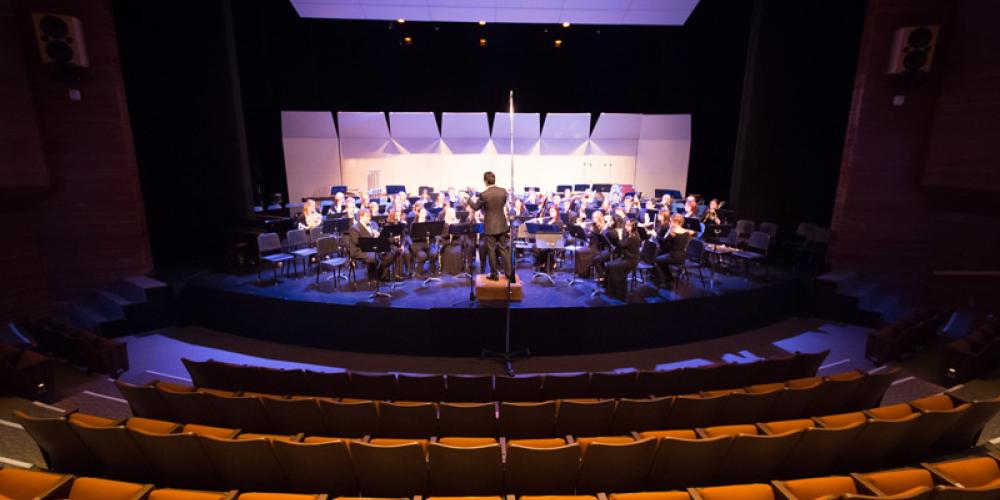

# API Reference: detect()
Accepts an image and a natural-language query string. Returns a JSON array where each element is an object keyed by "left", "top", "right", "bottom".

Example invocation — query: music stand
[
  {"left": 565, "top": 224, "right": 589, "bottom": 286},
  {"left": 380, "top": 224, "right": 407, "bottom": 292},
  {"left": 556, "top": 184, "right": 572, "bottom": 193},
  {"left": 448, "top": 223, "right": 473, "bottom": 280},
  {"left": 386, "top": 185, "right": 406, "bottom": 195},
  {"left": 411, "top": 220, "right": 446, "bottom": 286},
  {"left": 592, "top": 183, "right": 613, "bottom": 193},
  {"left": 357, "top": 237, "right": 391, "bottom": 299}
]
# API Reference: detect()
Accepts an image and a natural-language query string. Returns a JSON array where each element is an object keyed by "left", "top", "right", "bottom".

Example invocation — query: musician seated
[
  {"left": 386, "top": 208, "right": 412, "bottom": 279},
  {"left": 683, "top": 196, "right": 698, "bottom": 218},
  {"left": 348, "top": 208, "right": 398, "bottom": 282},
  {"left": 298, "top": 199, "right": 322, "bottom": 231},
  {"left": 605, "top": 218, "right": 641, "bottom": 300},
  {"left": 531, "top": 205, "right": 564, "bottom": 274},
  {"left": 702, "top": 198, "right": 722, "bottom": 225},
  {"left": 576, "top": 210, "right": 612, "bottom": 279},
  {"left": 654, "top": 213, "right": 693, "bottom": 287},
  {"left": 409, "top": 207, "right": 439, "bottom": 278}
]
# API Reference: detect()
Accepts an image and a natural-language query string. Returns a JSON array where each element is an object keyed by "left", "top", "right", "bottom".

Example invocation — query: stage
[{"left": 177, "top": 260, "right": 807, "bottom": 357}]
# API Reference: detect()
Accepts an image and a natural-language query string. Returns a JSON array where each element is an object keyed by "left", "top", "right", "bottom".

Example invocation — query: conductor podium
[{"left": 474, "top": 274, "right": 523, "bottom": 301}]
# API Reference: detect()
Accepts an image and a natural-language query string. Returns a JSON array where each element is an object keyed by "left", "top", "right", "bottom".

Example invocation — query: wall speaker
[
  {"left": 887, "top": 25, "right": 939, "bottom": 74},
  {"left": 31, "top": 13, "right": 89, "bottom": 67}
]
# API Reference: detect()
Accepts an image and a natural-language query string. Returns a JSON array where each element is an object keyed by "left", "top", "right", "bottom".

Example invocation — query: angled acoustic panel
[
  {"left": 281, "top": 111, "right": 342, "bottom": 201},
  {"left": 591, "top": 113, "right": 642, "bottom": 140},
  {"left": 441, "top": 113, "right": 490, "bottom": 139},
  {"left": 281, "top": 111, "right": 337, "bottom": 139},
  {"left": 541, "top": 113, "right": 591, "bottom": 140},
  {"left": 388, "top": 112, "right": 439, "bottom": 139},
  {"left": 337, "top": 112, "right": 390, "bottom": 139}
]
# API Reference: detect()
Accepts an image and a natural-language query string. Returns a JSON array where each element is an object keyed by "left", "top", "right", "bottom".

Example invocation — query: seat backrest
[
  {"left": 445, "top": 375, "right": 494, "bottom": 403},
  {"left": 589, "top": 372, "right": 641, "bottom": 399},
  {"left": 857, "top": 468, "right": 935, "bottom": 496},
  {"left": 712, "top": 430, "right": 803, "bottom": 485},
  {"left": 933, "top": 395, "right": 1000, "bottom": 454},
  {"left": 270, "top": 439, "right": 358, "bottom": 496},
  {"left": 116, "top": 380, "right": 175, "bottom": 421},
  {"left": 611, "top": 397, "right": 673, "bottom": 435},
  {"left": 494, "top": 375, "right": 544, "bottom": 402},
  {"left": 68, "top": 477, "right": 151, "bottom": 500},
  {"left": 257, "top": 233, "right": 282, "bottom": 255},
  {"left": 889, "top": 403, "right": 970, "bottom": 465},
  {"left": 774, "top": 421, "right": 865, "bottom": 479},
  {"left": 646, "top": 435, "right": 733, "bottom": 490},
  {"left": 428, "top": 443, "right": 503, "bottom": 496},
  {"left": 198, "top": 435, "right": 289, "bottom": 492},
  {"left": 499, "top": 401, "right": 557, "bottom": 439},
  {"left": 69, "top": 420, "right": 156, "bottom": 482},
  {"left": 260, "top": 397, "right": 328, "bottom": 436},
  {"left": 316, "top": 236, "right": 339, "bottom": 258},
  {"left": 555, "top": 399, "right": 616, "bottom": 437},
  {"left": 349, "top": 441, "right": 429, "bottom": 497},
  {"left": 317, "top": 399, "right": 380, "bottom": 438},
  {"left": 438, "top": 402, "right": 498, "bottom": 438},
  {"left": 304, "top": 370, "right": 351, "bottom": 398},
  {"left": 835, "top": 413, "right": 920, "bottom": 472},
  {"left": 379, "top": 402, "right": 438, "bottom": 439},
  {"left": 845, "top": 368, "right": 901, "bottom": 410},
  {"left": 803, "top": 372, "right": 865, "bottom": 416},
  {"left": 746, "top": 231, "right": 770, "bottom": 253},
  {"left": 504, "top": 443, "right": 581, "bottom": 495},
  {"left": 735, "top": 220, "right": 755, "bottom": 235},
  {"left": 349, "top": 372, "right": 398, "bottom": 401},
  {"left": 542, "top": 373, "right": 591, "bottom": 400},
  {"left": 665, "top": 394, "right": 724, "bottom": 429},
  {"left": 759, "top": 222, "right": 779, "bottom": 238},
  {"left": 775, "top": 475, "right": 857, "bottom": 500},
  {"left": 691, "top": 483, "right": 775, "bottom": 500},
  {"left": 206, "top": 393, "right": 272, "bottom": 434},
  {"left": 686, "top": 237, "right": 705, "bottom": 261},
  {"left": 397, "top": 374, "right": 447, "bottom": 402},
  {"left": 577, "top": 438, "right": 658, "bottom": 494},
  {"left": 131, "top": 429, "right": 226, "bottom": 490},
  {"left": 636, "top": 370, "right": 684, "bottom": 398},
  {"left": 14, "top": 411, "right": 101, "bottom": 475},
  {"left": 286, "top": 229, "right": 307, "bottom": 249},
  {"left": 159, "top": 388, "right": 223, "bottom": 427},
  {"left": 0, "top": 467, "right": 70, "bottom": 500},
  {"left": 715, "top": 389, "right": 781, "bottom": 426}
]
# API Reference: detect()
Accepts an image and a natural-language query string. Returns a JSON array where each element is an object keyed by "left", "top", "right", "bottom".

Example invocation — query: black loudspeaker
[
  {"left": 887, "top": 25, "right": 939, "bottom": 74},
  {"left": 31, "top": 13, "right": 89, "bottom": 67}
]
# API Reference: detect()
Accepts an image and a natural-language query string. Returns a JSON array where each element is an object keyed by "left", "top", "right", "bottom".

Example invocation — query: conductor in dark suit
[{"left": 468, "top": 171, "right": 515, "bottom": 282}]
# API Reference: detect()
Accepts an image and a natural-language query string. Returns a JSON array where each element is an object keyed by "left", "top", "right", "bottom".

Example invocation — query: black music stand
[
  {"left": 411, "top": 220, "right": 446, "bottom": 286},
  {"left": 526, "top": 223, "right": 563, "bottom": 285},
  {"left": 381, "top": 224, "right": 406, "bottom": 291},
  {"left": 566, "top": 224, "right": 589, "bottom": 286},
  {"left": 591, "top": 230, "right": 617, "bottom": 298},
  {"left": 448, "top": 223, "right": 474, "bottom": 280},
  {"left": 357, "top": 237, "right": 391, "bottom": 299}
]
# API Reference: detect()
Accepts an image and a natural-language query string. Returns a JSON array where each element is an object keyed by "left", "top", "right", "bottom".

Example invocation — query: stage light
[
  {"left": 403, "top": 36, "right": 413, "bottom": 45},
  {"left": 397, "top": 18, "right": 405, "bottom": 24},
  {"left": 554, "top": 39, "right": 562, "bottom": 48},
  {"left": 479, "top": 38, "right": 487, "bottom": 47},
  {"left": 562, "top": 21, "right": 571, "bottom": 28},
  {"left": 478, "top": 20, "right": 486, "bottom": 26}
]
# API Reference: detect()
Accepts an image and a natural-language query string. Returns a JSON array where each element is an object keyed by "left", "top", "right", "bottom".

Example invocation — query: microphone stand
[{"left": 481, "top": 90, "right": 530, "bottom": 375}]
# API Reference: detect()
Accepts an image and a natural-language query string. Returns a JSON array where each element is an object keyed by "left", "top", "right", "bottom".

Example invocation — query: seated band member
[
  {"left": 298, "top": 199, "right": 322, "bottom": 231},
  {"left": 531, "top": 205, "right": 564, "bottom": 274},
  {"left": 348, "top": 208, "right": 398, "bottom": 281},
  {"left": 683, "top": 196, "right": 698, "bottom": 218},
  {"left": 440, "top": 207, "right": 469, "bottom": 275},
  {"left": 576, "top": 210, "right": 611, "bottom": 278},
  {"left": 386, "top": 207, "right": 412, "bottom": 279},
  {"left": 655, "top": 213, "right": 693, "bottom": 287},
  {"left": 605, "top": 218, "right": 641, "bottom": 300},
  {"left": 409, "top": 207, "right": 439, "bottom": 278},
  {"left": 702, "top": 198, "right": 722, "bottom": 225}
]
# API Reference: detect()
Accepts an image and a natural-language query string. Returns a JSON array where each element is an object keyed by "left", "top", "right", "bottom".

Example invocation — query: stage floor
[{"left": 191, "top": 259, "right": 787, "bottom": 310}]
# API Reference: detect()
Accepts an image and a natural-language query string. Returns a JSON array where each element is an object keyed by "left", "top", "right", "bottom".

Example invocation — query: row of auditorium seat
[
  {"left": 15, "top": 392, "right": 999, "bottom": 496},
  {"left": 115, "top": 368, "right": 899, "bottom": 439},
  {"left": 179, "top": 351, "right": 830, "bottom": 402},
  {"left": 6, "top": 451, "right": 999, "bottom": 500}
]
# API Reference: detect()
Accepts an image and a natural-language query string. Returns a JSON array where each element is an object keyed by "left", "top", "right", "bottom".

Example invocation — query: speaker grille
[{"left": 39, "top": 15, "right": 69, "bottom": 38}]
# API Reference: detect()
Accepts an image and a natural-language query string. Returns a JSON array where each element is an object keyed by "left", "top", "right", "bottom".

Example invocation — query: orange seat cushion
[
  {"left": 68, "top": 412, "right": 117, "bottom": 427},
  {"left": 0, "top": 468, "right": 68, "bottom": 499},
  {"left": 782, "top": 476, "right": 857, "bottom": 499},
  {"left": 338, "top": 398, "right": 374, "bottom": 404},
  {"left": 701, "top": 424, "right": 759, "bottom": 437},
  {"left": 302, "top": 436, "right": 350, "bottom": 444},
  {"left": 507, "top": 438, "right": 568, "bottom": 448},
  {"left": 826, "top": 370, "right": 863, "bottom": 381},
  {"left": 149, "top": 489, "right": 232, "bottom": 500},
  {"left": 638, "top": 430, "right": 698, "bottom": 440},
  {"left": 238, "top": 494, "right": 324, "bottom": 500},
  {"left": 932, "top": 457, "right": 1000, "bottom": 488},
  {"left": 867, "top": 403, "right": 914, "bottom": 420},
  {"left": 815, "top": 412, "right": 866, "bottom": 428},
  {"left": 910, "top": 394, "right": 955, "bottom": 412},
  {"left": 787, "top": 377, "right": 822, "bottom": 388},
  {"left": 862, "top": 468, "right": 934, "bottom": 495},
  {"left": 69, "top": 477, "right": 147, "bottom": 500},
  {"left": 196, "top": 388, "right": 237, "bottom": 397},
  {"left": 126, "top": 417, "right": 178, "bottom": 434},
  {"left": 609, "top": 492, "right": 690, "bottom": 500},
  {"left": 156, "top": 381, "right": 195, "bottom": 393},
  {"left": 702, "top": 388, "right": 746, "bottom": 397},
  {"left": 237, "top": 433, "right": 298, "bottom": 442},
  {"left": 182, "top": 424, "right": 238, "bottom": 438},
  {"left": 747, "top": 383, "right": 785, "bottom": 394},
  {"left": 575, "top": 436, "right": 634, "bottom": 455},
  {"left": 760, "top": 419, "right": 814, "bottom": 434},
  {"left": 520, "top": 496, "right": 598, "bottom": 500},
  {"left": 694, "top": 484, "right": 774, "bottom": 500},
  {"left": 438, "top": 437, "right": 498, "bottom": 447}
]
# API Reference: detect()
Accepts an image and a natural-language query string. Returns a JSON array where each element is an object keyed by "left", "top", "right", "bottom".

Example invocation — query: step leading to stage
[{"left": 475, "top": 274, "right": 523, "bottom": 302}]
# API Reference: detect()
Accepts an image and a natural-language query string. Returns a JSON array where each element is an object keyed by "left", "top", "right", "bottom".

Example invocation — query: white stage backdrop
[{"left": 281, "top": 111, "right": 690, "bottom": 201}]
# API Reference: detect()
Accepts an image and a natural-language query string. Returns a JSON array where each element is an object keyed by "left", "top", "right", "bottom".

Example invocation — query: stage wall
[{"left": 282, "top": 111, "right": 690, "bottom": 200}]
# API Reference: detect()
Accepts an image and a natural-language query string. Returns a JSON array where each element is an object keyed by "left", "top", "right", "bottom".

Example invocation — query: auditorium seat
[
  {"left": 131, "top": 429, "right": 227, "bottom": 490},
  {"left": 576, "top": 438, "right": 657, "bottom": 494},
  {"left": 69, "top": 418, "right": 157, "bottom": 482},
  {"left": 845, "top": 368, "right": 901, "bottom": 410},
  {"left": 913, "top": 393, "right": 1000, "bottom": 454},
  {"left": 317, "top": 399, "right": 380, "bottom": 438},
  {"left": 506, "top": 437, "right": 567, "bottom": 448},
  {"left": 924, "top": 454, "right": 1000, "bottom": 494},
  {"left": 504, "top": 442, "right": 580, "bottom": 495},
  {"left": 611, "top": 397, "right": 672, "bottom": 434},
  {"left": 159, "top": 384, "right": 225, "bottom": 427},
  {"left": 638, "top": 429, "right": 697, "bottom": 440},
  {"left": 67, "top": 477, "right": 153, "bottom": 500},
  {"left": 348, "top": 372, "right": 398, "bottom": 401},
  {"left": 609, "top": 492, "right": 691, "bottom": 500},
  {"left": 645, "top": 434, "right": 732, "bottom": 490},
  {"left": 802, "top": 370, "right": 864, "bottom": 416},
  {"left": 182, "top": 358, "right": 233, "bottom": 392},
  {"left": 236, "top": 494, "right": 325, "bottom": 500},
  {"left": 398, "top": 374, "right": 447, "bottom": 402},
  {"left": 148, "top": 488, "right": 237, "bottom": 500},
  {"left": 785, "top": 350, "right": 830, "bottom": 379},
  {"left": 758, "top": 418, "right": 814, "bottom": 434},
  {"left": 199, "top": 435, "right": 290, "bottom": 492},
  {"left": 236, "top": 433, "right": 300, "bottom": 442},
  {"left": 851, "top": 468, "right": 935, "bottom": 498},
  {"left": 304, "top": 370, "right": 351, "bottom": 398},
  {"left": 181, "top": 423, "right": 240, "bottom": 438},
  {"left": 678, "top": 365, "right": 725, "bottom": 394},
  {"left": 254, "top": 367, "right": 312, "bottom": 397},
  {"left": 14, "top": 410, "right": 101, "bottom": 475},
  {"left": 709, "top": 363, "right": 759, "bottom": 393},
  {"left": 713, "top": 430, "right": 802, "bottom": 485},
  {"left": 125, "top": 416, "right": 181, "bottom": 434},
  {"left": 0, "top": 466, "right": 71, "bottom": 499},
  {"left": 828, "top": 413, "right": 919, "bottom": 472},
  {"left": 521, "top": 496, "right": 595, "bottom": 500},
  {"left": 270, "top": 438, "right": 358, "bottom": 496},
  {"left": 494, "top": 375, "right": 544, "bottom": 402},
  {"left": 499, "top": 401, "right": 557, "bottom": 439},
  {"left": 887, "top": 402, "right": 970, "bottom": 465},
  {"left": 379, "top": 401, "right": 438, "bottom": 438},
  {"left": 715, "top": 388, "right": 781, "bottom": 425},
  {"left": 206, "top": 392, "right": 273, "bottom": 434},
  {"left": 427, "top": 442, "right": 503, "bottom": 496},
  {"left": 116, "top": 379, "right": 175, "bottom": 420},
  {"left": 445, "top": 374, "right": 494, "bottom": 403},
  {"left": 688, "top": 483, "right": 774, "bottom": 500},
  {"left": 864, "top": 403, "right": 914, "bottom": 420},
  {"left": 575, "top": 435, "right": 635, "bottom": 455},
  {"left": 260, "top": 397, "right": 328, "bottom": 436},
  {"left": 438, "top": 402, "right": 497, "bottom": 437},
  {"left": 697, "top": 424, "right": 758, "bottom": 438},
  {"left": 542, "top": 373, "right": 591, "bottom": 400},
  {"left": 785, "top": 423, "right": 867, "bottom": 480},
  {"left": 666, "top": 394, "right": 724, "bottom": 428},
  {"left": 437, "top": 437, "right": 497, "bottom": 447},
  {"left": 555, "top": 399, "right": 616, "bottom": 437},
  {"left": 367, "top": 438, "right": 429, "bottom": 451},
  {"left": 349, "top": 441, "right": 429, "bottom": 497},
  {"left": 637, "top": 369, "right": 684, "bottom": 398},
  {"left": 589, "top": 371, "right": 641, "bottom": 399},
  {"left": 771, "top": 475, "right": 858, "bottom": 499},
  {"left": 750, "top": 354, "right": 794, "bottom": 385}
]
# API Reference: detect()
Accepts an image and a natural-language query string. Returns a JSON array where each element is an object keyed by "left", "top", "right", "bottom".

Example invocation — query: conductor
[{"left": 468, "top": 171, "right": 516, "bottom": 283}]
